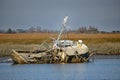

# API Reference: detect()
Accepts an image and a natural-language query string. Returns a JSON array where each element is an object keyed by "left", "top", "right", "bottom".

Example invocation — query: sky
[{"left": 0, "top": 0, "right": 120, "bottom": 31}]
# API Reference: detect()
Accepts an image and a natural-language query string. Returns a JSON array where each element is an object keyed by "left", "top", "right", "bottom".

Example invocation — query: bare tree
[
  {"left": 28, "top": 27, "right": 35, "bottom": 33},
  {"left": 36, "top": 26, "right": 41, "bottom": 33}
]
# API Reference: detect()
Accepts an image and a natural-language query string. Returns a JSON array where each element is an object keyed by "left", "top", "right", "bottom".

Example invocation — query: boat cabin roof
[{"left": 53, "top": 40, "right": 76, "bottom": 47}]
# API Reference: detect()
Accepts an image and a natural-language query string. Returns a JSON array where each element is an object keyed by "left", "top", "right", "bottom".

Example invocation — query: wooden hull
[
  {"left": 11, "top": 49, "right": 93, "bottom": 64},
  {"left": 11, "top": 50, "right": 27, "bottom": 64}
]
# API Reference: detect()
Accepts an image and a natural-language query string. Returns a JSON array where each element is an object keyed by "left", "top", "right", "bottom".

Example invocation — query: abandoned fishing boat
[{"left": 11, "top": 16, "right": 94, "bottom": 64}]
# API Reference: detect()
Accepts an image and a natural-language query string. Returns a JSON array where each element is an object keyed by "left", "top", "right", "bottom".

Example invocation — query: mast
[
  {"left": 56, "top": 16, "right": 68, "bottom": 41},
  {"left": 53, "top": 16, "right": 69, "bottom": 48}
]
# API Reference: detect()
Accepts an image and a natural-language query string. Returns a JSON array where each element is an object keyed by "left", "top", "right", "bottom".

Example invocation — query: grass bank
[{"left": 0, "top": 33, "right": 120, "bottom": 57}]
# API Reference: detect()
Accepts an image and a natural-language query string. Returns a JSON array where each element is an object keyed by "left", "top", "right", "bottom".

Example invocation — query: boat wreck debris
[{"left": 11, "top": 16, "right": 94, "bottom": 64}]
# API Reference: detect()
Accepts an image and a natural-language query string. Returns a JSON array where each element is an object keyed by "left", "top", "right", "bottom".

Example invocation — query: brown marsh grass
[
  {"left": 0, "top": 33, "right": 120, "bottom": 44},
  {"left": 0, "top": 33, "right": 120, "bottom": 57}
]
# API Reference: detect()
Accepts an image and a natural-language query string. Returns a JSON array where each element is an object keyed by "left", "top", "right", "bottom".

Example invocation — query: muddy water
[{"left": 0, "top": 56, "right": 120, "bottom": 80}]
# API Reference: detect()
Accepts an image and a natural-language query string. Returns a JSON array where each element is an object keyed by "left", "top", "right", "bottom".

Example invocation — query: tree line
[
  {"left": 0, "top": 26, "right": 120, "bottom": 34},
  {"left": 0, "top": 27, "right": 55, "bottom": 33}
]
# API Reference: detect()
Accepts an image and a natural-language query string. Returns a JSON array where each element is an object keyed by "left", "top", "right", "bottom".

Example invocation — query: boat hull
[
  {"left": 11, "top": 49, "right": 93, "bottom": 64},
  {"left": 11, "top": 50, "right": 27, "bottom": 64}
]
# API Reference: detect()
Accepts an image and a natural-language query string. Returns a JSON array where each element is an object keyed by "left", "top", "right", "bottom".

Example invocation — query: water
[{"left": 0, "top": 57, "right": 120, "bottom": 80}]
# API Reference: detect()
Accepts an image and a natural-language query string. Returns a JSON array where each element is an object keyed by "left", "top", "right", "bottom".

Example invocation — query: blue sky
[{"left": 0, "top": 0, "right": 120, "bottom": 31}]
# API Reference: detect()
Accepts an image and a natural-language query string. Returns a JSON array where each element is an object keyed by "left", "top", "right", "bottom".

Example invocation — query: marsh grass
[
  {"left": 0, "top": 33, "right": 120, "bottom": 57},
  {"left": 88, "top": 42, "right": 120, "bottom": 55},
  {"left": 0, "top": 44, "right": 43, "bottom": 57}
]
